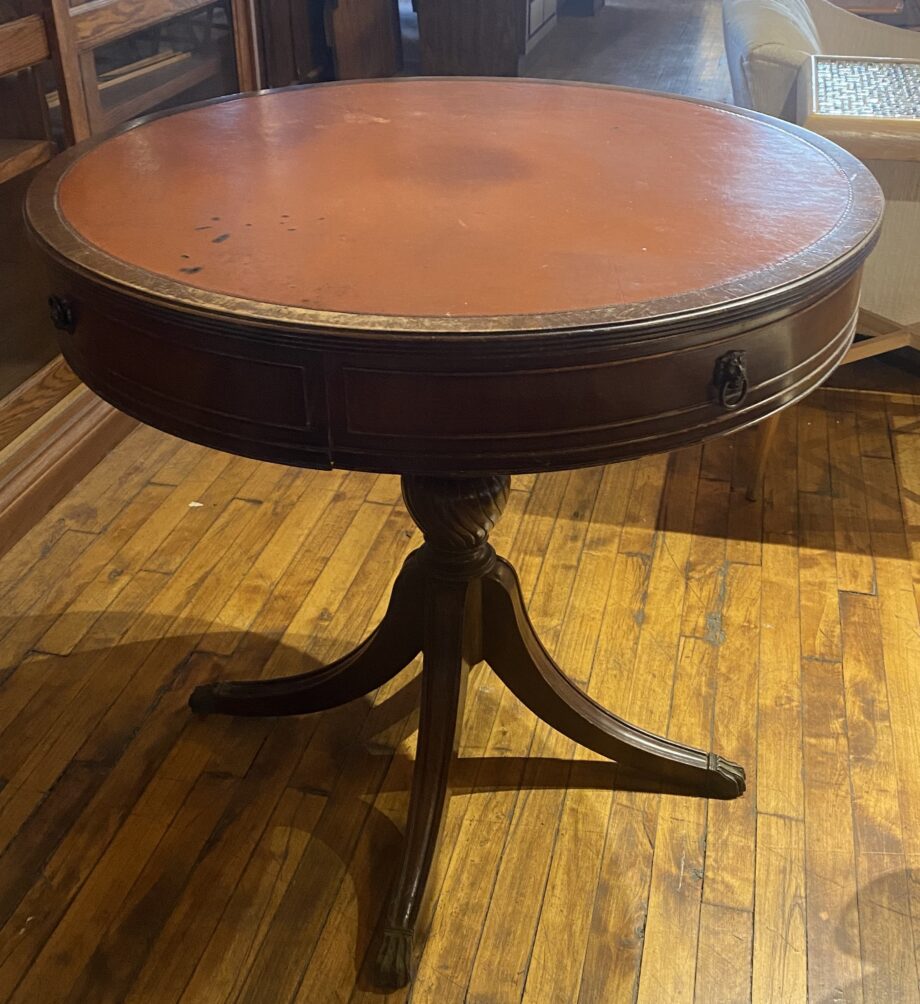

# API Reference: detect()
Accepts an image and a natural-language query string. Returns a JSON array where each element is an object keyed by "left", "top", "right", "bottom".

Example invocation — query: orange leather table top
[{"left": 51, "top": 79, "right": 877, "bottom": 328}]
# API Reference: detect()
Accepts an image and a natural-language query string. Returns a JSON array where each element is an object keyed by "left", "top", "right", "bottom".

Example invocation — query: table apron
[{"left": 45, "top": 266, "right": 862, "bottom": 475}]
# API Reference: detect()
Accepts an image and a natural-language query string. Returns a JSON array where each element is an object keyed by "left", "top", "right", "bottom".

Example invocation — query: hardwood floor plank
[
  {"left": 797, "top": 390, "right": 833, "bottom": 496},
  {"left": 366, "top": 474, "right": 403, "bottom": 506},
  {"left": 700, "top": 562, "right": 759, "bottom": 914},
  {"left": 124, "top": 722, "right": 310, "bottom": 1004},
  {"left": 694, "top": 902, "right": 754, "bottom": 1004},
  {"left": 757, "top": 533, "right": 804, "bottom": 820},
  {"left": 756, "top": 412, "right": 813, "bottom": 809},
  {"left": 802, "top": 658, "right": 863, "bottom": 1003},
  {"left": 465, "top": 467, "right": 605, "bottom": 1004},
  {"left": 45, "top": 773, "right": 237, "bottom": 1004},
  {"left": 752, "top": 813, "right": 808, "bottom": 1003},
  {"left": 579, "top": 447, "right": 702, "bottom": 1003},
  {"left": 855, "top": 393, "right": 894, "bottom": 461},
  {"left": 840, "top": 591, "right": 920, "bottom": 1002},
  {"left": 205, "top": 470, "right": 370, "bottom": 668},
  {"left": 828, "top": 392, "right": 876, "bottom": 595},
  {"left": 798, "top": 493, "right": 842, "bottom": 664},
  {"left": 140, "top": 455, "right": 270, "bottom": 575},
  {"left": 726, "top": 426, "right": 763, "bottom": 566},
  {"left": 864, "top": 430, "right": 920, "bottom": 864},
  {"left": 890, "top": 414, "right": 920, "bottom": 615},
  {"left": 0, "top": 773, "right": 192, "bottom": 1002},
  {"left": 637, "top": 472, "right": 731, "bottom": 1003},
  {"left": 521, "top": 776, "right": 609, "bottom": 1004},
  {"left": 0, "top": 530, "right": 97, "bottom": 662},
  {"left": 520, "top": 475, "right": 640, "bottom": 1004},
  {"left": 0, "top": 483, "right": 171, "bottom": 669},
  {"left": 177, "top": 787, "right": 323, "bottom": 1004},
  {"left": 637, "top": 639, "right": 714, "bottom": 1004},
  {"left": 0, "top": 760, "right": 104, "bottom": 931},
  {"left": 35, "top": 450, "right": 248, "bottom": 657},
  {"left": 761, "top": 407, "right": 799, "bottom": 541},
  {"left": 56, "top": 425, "right": 183, "bottom": 536}
]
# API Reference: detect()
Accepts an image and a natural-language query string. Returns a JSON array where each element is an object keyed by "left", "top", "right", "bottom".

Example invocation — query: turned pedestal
[{"left": 189, "top": 474, "right": 745, "bottom": 987}]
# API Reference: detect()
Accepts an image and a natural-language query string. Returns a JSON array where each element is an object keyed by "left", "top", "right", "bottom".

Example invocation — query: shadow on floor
[{"left": 0, "top": 620, "right": 726, "bottom": 1000}]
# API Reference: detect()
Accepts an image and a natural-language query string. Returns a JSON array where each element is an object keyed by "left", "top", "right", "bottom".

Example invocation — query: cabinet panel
[{"left": 416, "top": 0, "right": 523, "bottom": 75}]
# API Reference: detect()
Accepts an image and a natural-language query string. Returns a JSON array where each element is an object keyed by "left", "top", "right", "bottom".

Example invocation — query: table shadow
[
  {"left": 513, "top": 394, "right": 918, "bottom": 561},
  {"left": 824, "top": 864, "right": 920, "bottom": 1004},
  {"left": 0, "top": 618, "right": 716, "bottom": 1000}
]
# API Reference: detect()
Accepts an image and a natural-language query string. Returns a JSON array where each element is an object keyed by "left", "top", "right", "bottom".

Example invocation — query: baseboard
[
  {"left": 0, "top": 380, "right": 136, "bottom": 558},
  {"left": 0, "top": 355, "right": 81, "bottom": 451}
]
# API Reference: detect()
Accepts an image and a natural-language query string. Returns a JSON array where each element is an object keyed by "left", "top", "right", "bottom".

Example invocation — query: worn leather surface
[{"left": 58, "top": 79, "right": 858, "bottom": 319}]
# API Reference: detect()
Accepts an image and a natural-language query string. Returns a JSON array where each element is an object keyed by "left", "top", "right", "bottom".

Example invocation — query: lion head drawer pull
[
  {"left": 714, "top": 350, "right": 748, "bottom": 410},
  {"left": 48, "top": 295, "right": 76, "bottom": 334}
]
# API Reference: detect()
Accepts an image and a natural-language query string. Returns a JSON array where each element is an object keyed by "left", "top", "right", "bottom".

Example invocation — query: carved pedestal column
[{"left": 190, "top": 473, "right": 745, "bottom": 989}]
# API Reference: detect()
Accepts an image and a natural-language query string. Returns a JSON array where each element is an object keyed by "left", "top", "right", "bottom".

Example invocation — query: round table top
[{"left": 30, "top": 78, "right": 882, "bottom": 335}]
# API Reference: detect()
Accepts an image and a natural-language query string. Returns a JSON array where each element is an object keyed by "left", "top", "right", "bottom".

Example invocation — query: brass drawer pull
[
  {"left": 714, "top": 350, "right": 748, "bottom": 410},
  {"left": 48, "top": 295, "right": 76, "bottom": 334}
]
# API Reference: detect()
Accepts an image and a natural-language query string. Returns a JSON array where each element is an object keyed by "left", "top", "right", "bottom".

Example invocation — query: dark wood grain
[
  {"left": 327, "top": 0, "right": 402, "bottom": 79},
  {"left": 255, "top": 0, "right": 331, "bottom": 87},
  {"left": 190, "top": 553, "right": 425, "bottom": 716},
  {"left": 415, "top": 0, "right": 523, "bottom": 75},
  {"left": 375, "top": 576, "right": 473, "bottom": 988}
]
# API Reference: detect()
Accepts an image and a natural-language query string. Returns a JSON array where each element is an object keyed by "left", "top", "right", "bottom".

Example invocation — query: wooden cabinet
[
  {"left": 256, "top": 0, "right": 402, "bottom": 87},
  {"left": 327, "top": 0, "right": 402, "bottom": 78},
  {"left": 256, "top": 0, "right": 331, "bottom": 86},
  {"left": 416, "top": 0, "right": 556, "bottom": 75}
]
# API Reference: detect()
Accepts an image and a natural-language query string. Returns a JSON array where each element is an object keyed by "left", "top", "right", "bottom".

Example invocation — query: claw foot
[
  {"left": 188, "top": 683, "right": 217, "bottom": 715},
  {"left": 374, "top": 926, "right": 415, "bottom": 989},
  {"left": 706, "top": 754, "right": 746, "bottom": 799}
]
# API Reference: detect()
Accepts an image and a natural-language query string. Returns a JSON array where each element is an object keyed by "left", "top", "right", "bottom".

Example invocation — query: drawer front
[
  {"left": 325, "top": 275, "right": 860, "bottom": 474},
  {"left": 48, "top": 269, "right": 332, "bottom": 469}
]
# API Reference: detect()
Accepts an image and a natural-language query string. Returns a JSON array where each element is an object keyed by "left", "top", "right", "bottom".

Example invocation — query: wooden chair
[
  {"left": 0, "top": 8, "right": 55, "bottom": 186},
  {"left": 45, "top": 0, "right": 262, "bottom": 144}
]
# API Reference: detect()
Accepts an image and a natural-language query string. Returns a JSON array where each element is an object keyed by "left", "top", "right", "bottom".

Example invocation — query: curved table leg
[
  {"left": 481, "top": 558, "right": 745, "bottom": 800},
  {"left": 374, "top": 578, "right": 475, "bottom": 989},
  {"left": 189, "top": 555, "right": 426, "bottom": 717}
]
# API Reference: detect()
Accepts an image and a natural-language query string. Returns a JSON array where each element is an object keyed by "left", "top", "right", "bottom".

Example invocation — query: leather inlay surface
[{"left": 56, "top": 80, "right": 861, "bottom": 320}]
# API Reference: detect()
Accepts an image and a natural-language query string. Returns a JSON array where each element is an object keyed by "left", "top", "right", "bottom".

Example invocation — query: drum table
[{"left": 26, "top": 79, "right": 883, "bottom": 988}]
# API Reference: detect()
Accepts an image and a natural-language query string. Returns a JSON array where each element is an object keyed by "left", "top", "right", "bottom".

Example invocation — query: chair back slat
[{"left": 0, "top": 14, "right": 50, "bottom": 77}]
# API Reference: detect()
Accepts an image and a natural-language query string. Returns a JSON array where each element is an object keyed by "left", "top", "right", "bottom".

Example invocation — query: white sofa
[{"left": 722, "top": 0, "right": 920, "bottom": 331}]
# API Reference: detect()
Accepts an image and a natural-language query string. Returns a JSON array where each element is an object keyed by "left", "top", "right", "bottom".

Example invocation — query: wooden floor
[
  {"left": 523, "top": 0, "right": 731, "bottom": 102},
  {"left": 0, "top": 386, "right": 916, "bottom": 1003},
  {"left": 2, "top": 3, "right": 919, "bottom": 1001}
]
